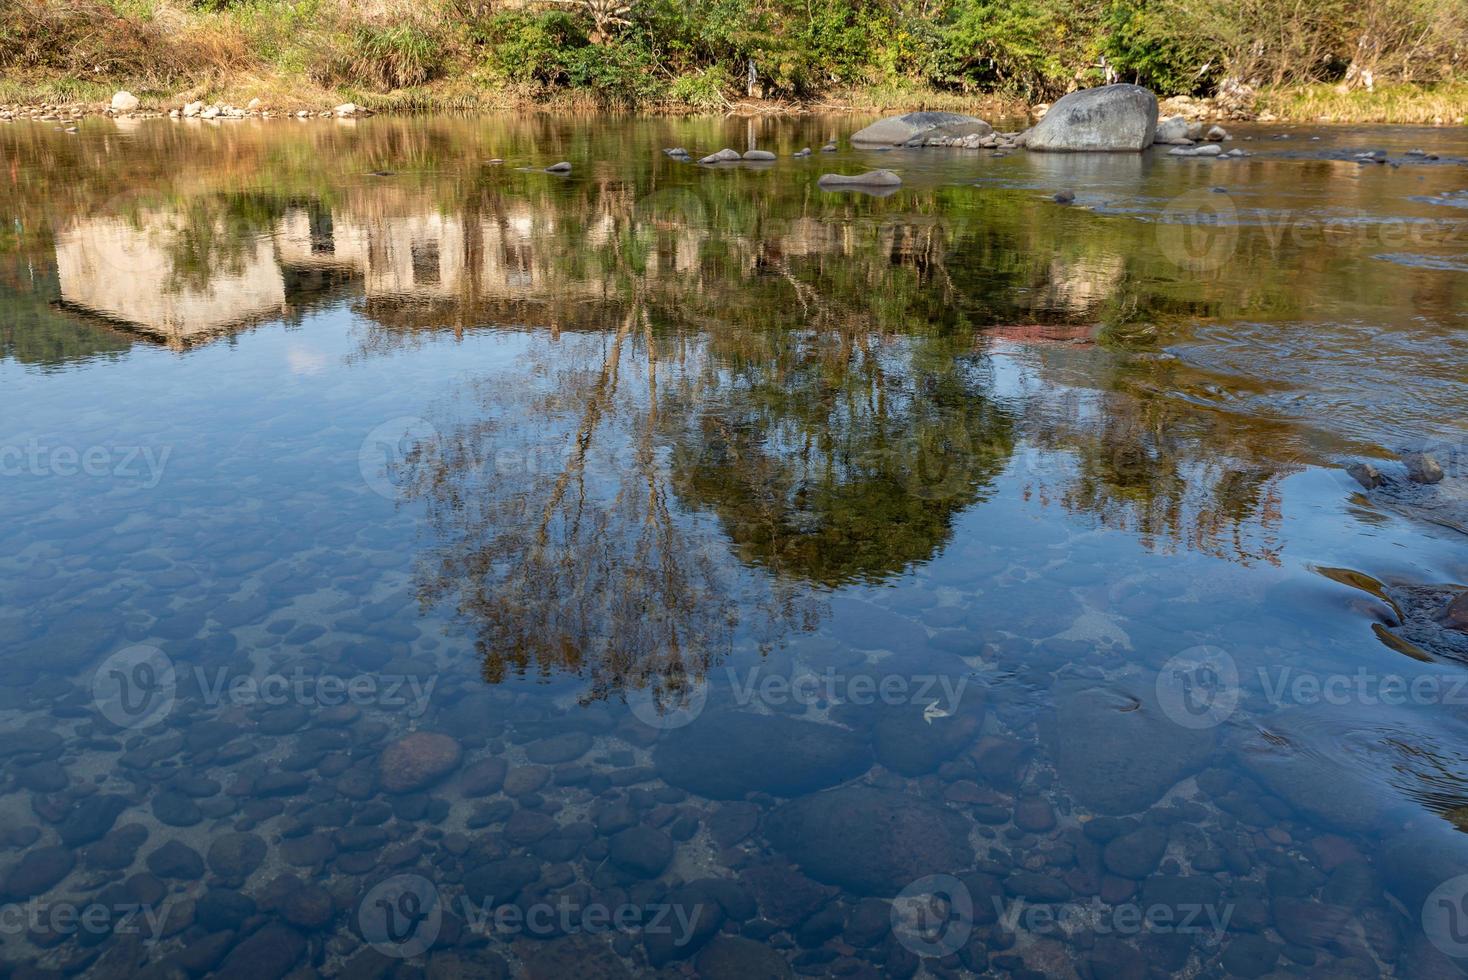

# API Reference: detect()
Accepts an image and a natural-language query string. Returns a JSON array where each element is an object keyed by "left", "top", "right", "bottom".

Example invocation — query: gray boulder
[
  {"left": 851, "top": 111, "right": 992, "bottom": 146},
  {"left": 817, "top": 170, "right": 902, "bottom": 189},
  {"left": 1046, "top": 678, "right": 1214, "bottom": 814},
  {"left": 765, "top": 784, "right": 973, "bottom": 894},
  {"left": 699, "top": 148, "right": 742, "bottom": 164},
  {"left": 1155, "top": 115, "right": 1189, "bottom": 143},
  {"left": 1169, "top": 144, "right": 1223, "bottom": 157},
  {"left": 742, "top": 149, "right": 776, "bottom": 161},
  {"left": 1022, "top": 84, "right": 1158, "bottom": 152}
]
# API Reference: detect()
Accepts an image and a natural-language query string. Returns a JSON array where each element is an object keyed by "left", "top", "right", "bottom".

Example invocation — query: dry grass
[{"left": 1261, "top": 82, "right": 1468, "bottom": 125}]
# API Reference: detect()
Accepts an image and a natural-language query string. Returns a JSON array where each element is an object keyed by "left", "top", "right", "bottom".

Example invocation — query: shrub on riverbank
[{"left": 2, "top": 0, "right": 1465, "bottom": 118}]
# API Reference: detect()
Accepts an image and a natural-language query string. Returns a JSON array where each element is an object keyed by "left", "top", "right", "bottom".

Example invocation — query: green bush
[
  {"left": 929, "top": 0, "right": 1075, "bottom": 99},
  {"left": 481, "top": 10, "right": 587, "bottom": 86},
  {"left": 668, "top": 65, "right": 733, "bottom": 108},
  {"left": 1100, "top": 1, "right": 1219, "bottom": 94}
]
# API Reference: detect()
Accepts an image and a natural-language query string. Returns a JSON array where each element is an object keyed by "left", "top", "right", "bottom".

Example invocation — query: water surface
[{"left": 1, "top": 114, "right": 1467, "bottom": 978}]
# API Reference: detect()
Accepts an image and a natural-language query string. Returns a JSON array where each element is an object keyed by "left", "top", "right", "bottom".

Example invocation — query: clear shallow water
[{"left": 0, "top": 114, "right": 1467, "bottom": 978}]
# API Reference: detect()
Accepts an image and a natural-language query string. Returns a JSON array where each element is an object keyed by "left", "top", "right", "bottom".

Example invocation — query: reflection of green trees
[{"left": 12, "top": 116, "right": 1459, "bottom": 672}]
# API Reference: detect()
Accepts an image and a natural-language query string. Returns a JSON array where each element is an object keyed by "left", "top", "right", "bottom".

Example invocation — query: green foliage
[
  {"left": 1100, "top": 0, "right": 1219, "bottom": 94},
  {"left": 11, "top": 0, "right": 1468, "bottom": 105},
  {"left": 929, "top": 0, "right": 1075, "bottom": 99},
  {"left": 339, "top": 22, "right": 445, "bottom": 90},
  {"left": 668, "top": 66, "right": 733, "bottom": 108},
  {"left": 481, "top": 11, "right": 663, "bottom": 104}
]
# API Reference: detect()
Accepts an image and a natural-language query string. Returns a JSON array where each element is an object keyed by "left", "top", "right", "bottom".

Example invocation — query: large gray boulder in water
[
  {"left": 851, "top": 111, "right": 992, "bottom": 146},
  {"left": 1021, "top": 84, "right": 1158, "bottom": 152}
]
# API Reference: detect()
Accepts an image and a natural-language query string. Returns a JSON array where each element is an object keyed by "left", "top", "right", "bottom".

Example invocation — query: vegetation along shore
[{"left": 2, "top": 0, "right": 1466, "bottom": 124}]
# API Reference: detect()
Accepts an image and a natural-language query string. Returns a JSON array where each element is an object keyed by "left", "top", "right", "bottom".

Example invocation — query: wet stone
[
  {"left": 503, "top": 765, "right": 551, "bottom": 796},
  {"left": 522, "top": 933, "right": 630, "bottom": 979},
  {"left": 58, "top": 794, "right": 130, "bottom": 846},
  {"left": 207, "top": 832, "right": 267, "bottom": 882},
  {"left": 151, "top": 790, "right": 203, "bottom": 827},
  {"left": 460, "top": 757, "right": 507, "bottom": 796},
  {"left": 378, "top": 731, "right": 462, "bottom": 794},
  {"left": 197, "top": 888, "right": 258, "bottom": 930},
  {"left": 84, "top": 823, "right": 149, "bottom": 869},
  {"left": 146, "top": 840, "right": 205, "bottom": 879},
  {"left": 212, "top": 923, "right": 305, "bottom": 980},
  {"left": 1103, "top": 826, "right": 1167, "bottom": 879},
  {"left": 608, "top": 825, "right": 674, "bottom": 878},
  {"left": 524, "top": 731, "right": 593, "bottom": 764},
  {"left": 696, "top": 935, "right": 794, "bottom": 978},
  {"left": 654, "top": 711, "right": 872, "bottom": 800},
  {"left": 765, "top": 784, "right": 972, "bottom": 895},
  {"left": 0, "top": 846, "right": 75, "bottom": 899},
  {"left": 1049, "top": 680, "right": 1214, "bottom": 815}
]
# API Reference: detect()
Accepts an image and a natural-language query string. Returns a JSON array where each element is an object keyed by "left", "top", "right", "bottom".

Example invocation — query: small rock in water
[
  {"left": 1155, "top": 115, "right": 1189, "bottom": 144},
  {"left": 794, "top": 147, "right": 811, "bottom": 157},
  {"left": 743, "top": 149, "right": 777, "bottom": 161},
  {"left": 1346, "top": 462, "right": 1383, "bottom": 489},
  {"left": 699, "top": 148, "right": 742, "bottom": 164},
  {"left": 486, "top": 158, "right": 503, "bottom": 165},
  {"left": 378, "top": 731, "right": 462, "bottom": 792},
  {"left": 1053, "top": 189, "right": 1075, "bottom": 204},
  {"left": 544, "top": 161, "right": 572, "bottom": 174},
  {"left": 1169, "top": 144, "right": 1223, "bottom": 157},
  {"left": 1443, "top": 592, "right": 1468, "bottom": 631},
  {"left": 1403, "top": 452, "right": 1444, "bottom": 484},
  {"left": 1206, "top": 125, "right": 1229, "bottom": 141},
  {"left": 662, "top": 147, "right": 686, "bottom": 156},
  {"left": 111, "top": 91, "right": 140, "bottom": 113},
  {"left": 333, "top": 102, "right": 360, "bottom": 117},
  {"left": 821, "top": 142, "right": 837, "bottom": 152},
  {"left": 817, "top": 170, "right": 902, "bottom": 188}
]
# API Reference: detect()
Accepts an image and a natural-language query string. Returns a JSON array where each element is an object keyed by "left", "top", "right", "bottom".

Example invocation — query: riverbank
[{"left": 2, "top": 76, "right": 1465, "bottom": 126}]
